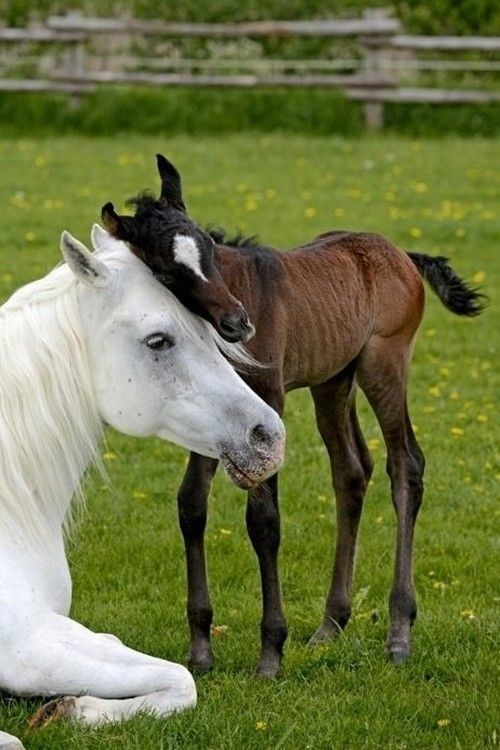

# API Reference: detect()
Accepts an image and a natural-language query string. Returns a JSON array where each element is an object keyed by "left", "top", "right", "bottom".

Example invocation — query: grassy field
[{"left": 0, "top": 134, "right": 498, "bottom": 749}]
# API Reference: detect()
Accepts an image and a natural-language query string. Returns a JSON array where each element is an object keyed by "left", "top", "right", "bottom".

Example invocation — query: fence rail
[{"left": 1, "top": 9, "right": 499, "bottom": 128}]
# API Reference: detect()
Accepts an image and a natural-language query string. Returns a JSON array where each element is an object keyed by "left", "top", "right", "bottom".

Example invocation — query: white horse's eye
[{"left": 145, "top": 333, "right": 174, "bottom": 351}]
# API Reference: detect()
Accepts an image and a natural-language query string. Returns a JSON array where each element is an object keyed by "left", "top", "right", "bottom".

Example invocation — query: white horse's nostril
[{"left": 250, "top": 423, "right": 272, "bottom": 446}]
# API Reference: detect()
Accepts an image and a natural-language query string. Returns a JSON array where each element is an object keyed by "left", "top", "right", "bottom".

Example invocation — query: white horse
[{"left": 0, "top": 226, "right": 285, "bottom": 745}]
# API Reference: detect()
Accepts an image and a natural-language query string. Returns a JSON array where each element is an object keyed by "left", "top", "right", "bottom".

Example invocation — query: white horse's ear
[
  {"left": 61, "top": 231, "right": 110, "bottom": 288},
  {"left": 90, "top": 223, "right": 111, "bottom": 251}
]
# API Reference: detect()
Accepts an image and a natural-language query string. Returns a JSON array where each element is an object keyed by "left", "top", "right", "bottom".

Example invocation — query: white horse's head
[{"left": 60, "top": 226, "right": 285, "bottom": 488}]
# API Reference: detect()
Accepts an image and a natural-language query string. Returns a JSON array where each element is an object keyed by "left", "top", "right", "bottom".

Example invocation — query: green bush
[{"left": 1, "top": 88, "right": 499, "bottom": 137}]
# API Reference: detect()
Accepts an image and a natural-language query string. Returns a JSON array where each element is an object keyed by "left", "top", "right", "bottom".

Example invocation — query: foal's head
[{"left": 102, "top": 154, "right": 254, "bottom": 343}]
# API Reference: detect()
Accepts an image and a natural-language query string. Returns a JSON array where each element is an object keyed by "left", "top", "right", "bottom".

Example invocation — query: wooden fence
[{"left": 0, "top": 9, "right": 499, "bottom": 128}]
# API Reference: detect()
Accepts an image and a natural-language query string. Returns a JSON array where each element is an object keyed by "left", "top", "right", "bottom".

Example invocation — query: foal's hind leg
[
  {"left": 357, "top": 335, "right": 425, "bottom": 663},
  {"left": 177, "top": 453, "right": 219, "bottom": 672},
  {"left": 308, "top": 368, "right": 373, "bottom": 644}
]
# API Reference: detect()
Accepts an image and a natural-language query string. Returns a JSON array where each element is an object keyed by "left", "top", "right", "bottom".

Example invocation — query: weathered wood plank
[
  {"left": 0, "top": 27, "right": 87, "bottom": 42},
  {"left": 52, "top": 71, "right": 395, "bottom": 88},
  {"left": 47, "top": 15, "right": 401, "bottom": 37},
  {"left": 116, "top": 57, "right": 361, "bottom": 72},
  {"left": 348, "top": 87, "right": 500, "bottom": 103},
  {"left": 0, "top": 78, "right": 94, "bottom": 93},
  {"left": 364, "top": 34, "right": 500, "bottom": 51}
]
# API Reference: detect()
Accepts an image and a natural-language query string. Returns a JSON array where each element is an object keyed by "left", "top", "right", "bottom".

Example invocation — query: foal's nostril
[
  {"left": 250, "top": 423, "right": 272, "bottom": 447},
  {"left": 219, "top": 315, "right": 240, "bottom": 336},
  {"left": 219, "top": 310, "right": 252, "bottom": 342}
]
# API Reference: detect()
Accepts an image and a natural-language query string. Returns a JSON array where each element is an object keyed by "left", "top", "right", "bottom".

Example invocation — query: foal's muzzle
[{"left": 218, "top": 306, "right": 255, "bottom": 343}]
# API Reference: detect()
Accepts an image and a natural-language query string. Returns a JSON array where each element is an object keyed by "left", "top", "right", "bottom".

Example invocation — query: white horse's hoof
[{"left": 0, "top": 731, "right": 25, "bottom": 750}]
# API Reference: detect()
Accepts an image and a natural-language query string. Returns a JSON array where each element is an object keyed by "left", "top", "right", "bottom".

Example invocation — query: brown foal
[{"left": 103, "top": 155, "right": 483, "bottom": 678}]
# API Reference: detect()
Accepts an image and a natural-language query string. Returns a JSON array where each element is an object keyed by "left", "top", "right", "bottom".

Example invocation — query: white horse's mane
[
  {"left": 0, "top": 241, "right": 256, "bottom": 542},
  {"left": 0, "top": 263, "right": 103, "bottom": 541}
]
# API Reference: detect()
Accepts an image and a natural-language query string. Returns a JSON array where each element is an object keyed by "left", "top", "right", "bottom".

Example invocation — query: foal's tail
[{"left": 407, "top": 252, "right": 486, "bottom": 317}]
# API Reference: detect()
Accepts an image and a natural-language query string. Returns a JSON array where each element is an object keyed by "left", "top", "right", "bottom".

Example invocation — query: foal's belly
[{"left": 283, "top": 321, "right": 371, "bottom": 391}]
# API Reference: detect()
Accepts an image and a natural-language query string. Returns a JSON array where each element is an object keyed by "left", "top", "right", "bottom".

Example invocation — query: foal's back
[{"left": 231, "top": 229, "right": 425, "bottom": 389}]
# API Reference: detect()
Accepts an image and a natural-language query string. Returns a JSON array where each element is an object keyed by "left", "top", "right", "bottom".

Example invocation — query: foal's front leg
[
  {"left": 246, "top": 473, "right": 287, "bottom": 678},
  {"left": 244, "top": 383, "right": 286, "bottom": 678},
  {"left": 177, "top": 452, "right": 218, "bottom": 672}
]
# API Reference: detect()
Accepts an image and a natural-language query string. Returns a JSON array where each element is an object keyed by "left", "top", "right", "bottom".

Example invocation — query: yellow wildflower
[
  {"left": 211, "top": 625, "right": 228, "bottom": 637},
  {"left": 451, "top": 427, "right": 464, "bottom": 437},
  {"left": 304, "top": 207, "right": 317, "bottom": 218},
  {"left": 409, "top": 227, "right": 422, "bottom": 238},
  {"left": 255, "top": 721, "right": 267, "bottom": 731},
  {"left": 437, "top": 719, "right": 451, "bottom": 728},
  {"left": 460, "top": 609, "right": 475, "bottom": 619},
  {"left": 472, "top": 270, "right": 485, "bottom": 284},
  {"left": 428, "top": 386, "right": 441, "bottom": 398}
]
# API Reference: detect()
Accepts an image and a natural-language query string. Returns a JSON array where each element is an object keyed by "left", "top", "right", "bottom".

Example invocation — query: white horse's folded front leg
[
  {"left": 5, "top": 612, "right": 195, "bottom": 725},
  {"left": 58, "top": 685, "right": 197, "bottom": 725},
  {"left": 0, "top": 731, "right": 25, "bottom": 750}
]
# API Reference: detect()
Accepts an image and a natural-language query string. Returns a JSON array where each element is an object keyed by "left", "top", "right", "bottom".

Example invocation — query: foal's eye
[{"left": 145, "top": 333, "right": 174, "bottom": 351}]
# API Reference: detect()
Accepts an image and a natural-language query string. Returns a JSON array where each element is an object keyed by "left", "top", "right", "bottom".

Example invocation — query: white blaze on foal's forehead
[{"left": 173, "top": 234, "right": 207, "bottom": 281}]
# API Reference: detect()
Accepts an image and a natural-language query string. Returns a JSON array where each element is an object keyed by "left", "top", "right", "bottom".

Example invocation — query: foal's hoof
[
  {"left": 28, "top": 697, "right": 76, "bottom": 729},
  {"left": 307, "top": 624, "right": 341, "bottom": 646},
  {"left": 388, "top": 647, "right": 410, "bottom": 665},
  {"left": 187, "top": 646, "right": 214, "bottom": 674},
  {"left": 255, "top": 656, "right": 280, "bottom": 680}
]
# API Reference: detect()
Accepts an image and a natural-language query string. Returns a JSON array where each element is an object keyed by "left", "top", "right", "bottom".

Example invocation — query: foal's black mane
[
  {"left": 206, "top": 227, "right": 265, "bottom": 251},
  {"left": 127, "top": 192, "right": 195, "bottom": 234},
  {"left": 206, "top": 227, "right": 283, "bottom": 280}
]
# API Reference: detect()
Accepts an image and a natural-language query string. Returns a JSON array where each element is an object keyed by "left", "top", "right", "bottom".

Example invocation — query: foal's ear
[
  {"left": 61, "top": 231, "right": 110, "bottom": 288},
  {"left": 156, "top": 153, "right": 186, "bottom": 212},
  {"left": 101, "top": 202, "right": 139, "bottom": 243}
]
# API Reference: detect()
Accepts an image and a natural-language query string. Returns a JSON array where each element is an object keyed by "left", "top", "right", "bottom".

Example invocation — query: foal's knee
[{"left": 246, "top": 482, "right": 280, "bottom": 550}]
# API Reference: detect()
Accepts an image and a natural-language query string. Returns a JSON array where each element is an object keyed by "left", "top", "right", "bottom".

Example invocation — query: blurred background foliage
[
  {"left": 2, "top": 0, "right": 499, "bottom": 35},
  {"left": 1, "top": 1, "right": 499, "bottom": 136}
]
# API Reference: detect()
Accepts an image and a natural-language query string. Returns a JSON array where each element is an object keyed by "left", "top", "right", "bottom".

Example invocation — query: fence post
[
  {"left": 360, "top": 8, "right": 393, "bottom": 128},
  {"left": 61, "top": 12, "right": 86, "bottom": 73},
  {"left": 59, "top": 11, "right": 87, "bottom": 106}
]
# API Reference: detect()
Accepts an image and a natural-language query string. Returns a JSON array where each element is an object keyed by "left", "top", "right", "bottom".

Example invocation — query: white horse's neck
[{"left": 0, "top": 265, "right": 103, "bottom": 545}]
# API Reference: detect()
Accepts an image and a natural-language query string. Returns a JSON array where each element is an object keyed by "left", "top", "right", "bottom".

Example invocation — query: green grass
[{"left": 0, "top": 133, "right": 498, "bottom": 749}]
